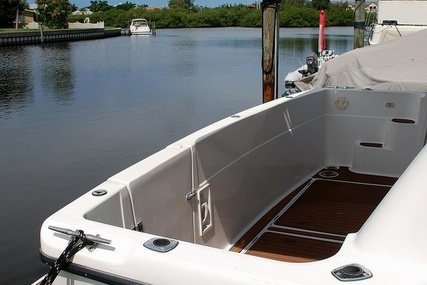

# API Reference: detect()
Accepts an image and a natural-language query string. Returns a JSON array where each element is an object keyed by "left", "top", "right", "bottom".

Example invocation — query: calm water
[{"left": 0, "top": 27, "right": 353, "bottom": 284}]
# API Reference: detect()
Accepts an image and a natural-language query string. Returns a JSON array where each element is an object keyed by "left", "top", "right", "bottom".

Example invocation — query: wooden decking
[{"left": 230, "top": 167, "right": 397, "bottom": 262}]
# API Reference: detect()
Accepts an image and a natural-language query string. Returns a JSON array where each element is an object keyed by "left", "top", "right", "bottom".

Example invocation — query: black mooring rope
[{"left": 40, "top": 230, "right": 94, "bottom": 285}]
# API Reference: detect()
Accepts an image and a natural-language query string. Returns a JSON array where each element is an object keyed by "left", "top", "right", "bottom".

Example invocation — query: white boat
[
  {"left": 367, "top": 0, "right": 427, "bottom": 45},
  {"left": 284, "top": 50, "right": 336, "bottom": 93},
  {"left": 34, "top": 21, "right": 427, "bottom": 285},
  {"left": 284, "top": 10, "right": 337, "bottom": 94},
  {"left": 35, "top": 85, "right": 427, "bottom": 285},
  {"left": 129, "top": 18, "right": 151, "bottom": 36},
  {"left": 287, "top": 1, "right": 427, "bottom": 94},
  {"left": 295, "top": 29, "right": 427, "bottom": 92},
  {"left": 35, "top": 34, "right": 427, "bottom": 285}
]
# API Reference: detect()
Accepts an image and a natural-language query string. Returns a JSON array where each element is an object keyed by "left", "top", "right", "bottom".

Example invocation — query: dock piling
[{"left": 262, "top": 0, "right": 280, "bottom": 103}]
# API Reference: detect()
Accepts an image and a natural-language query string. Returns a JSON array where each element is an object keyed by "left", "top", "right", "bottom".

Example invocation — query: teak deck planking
[{"left": 230, "top": 167, "right": 397, "bottom": 263}]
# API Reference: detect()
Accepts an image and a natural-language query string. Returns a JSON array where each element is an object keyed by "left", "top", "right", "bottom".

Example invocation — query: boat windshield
[{"left": 133, "top": 20, "right": 148, "bottom": 26}]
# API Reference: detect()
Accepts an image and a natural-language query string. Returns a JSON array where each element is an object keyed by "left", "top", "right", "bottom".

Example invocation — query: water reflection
[
  {"left": 0, "top": 42, "right": 76, "bottom": 119},
  {"left": 172, "top": 35, "right": 198, "bottom": 77},
  {"left": 281, "top": 37, "right": 317, "bottom": 54},
  {"left": 40, "top": 42, "right": 75, "bottom": 103},
  {"left": 0, "top": 46, "right": 34, "bottom": 119}
]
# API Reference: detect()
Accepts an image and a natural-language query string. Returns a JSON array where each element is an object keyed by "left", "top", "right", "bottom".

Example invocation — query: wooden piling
[
  {"left": 262, "top": 0, "right": 280, "bottom": 103},
  {"left": 354, "top": 0, "right": 365, "bottom": 49}
]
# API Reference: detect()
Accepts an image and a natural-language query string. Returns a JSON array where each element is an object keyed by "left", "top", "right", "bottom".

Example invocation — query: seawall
[{"left": 0, "top": 28, "right": 122, "bottom": 46}]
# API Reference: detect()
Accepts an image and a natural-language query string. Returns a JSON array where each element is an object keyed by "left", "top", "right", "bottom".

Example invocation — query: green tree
[
  {"left": 282, "top": 6, "right": 318, "bottom": 27},
  {"left": 168, "top": 0, "right": 194, "bottom": 10},
  {"left": 239, "top": 9, "right": 262, "bottom": 27},
  {"left": 0, "top": 0, "right": 28, "bottom": 28},
  {"left": 69, "top": 1, "right": 353, "bottom": 29},
  {"left": 89, "top": 0, "right": 111, "bottom": 12},
  {"left": 311, "top": 0, "right": 330, "bottom": 10},
  {"left": 283, "top": 0, "right": 308, "bottom": 7},
  {"left": 327, "top": 4, "right": 353, "bottom": 26},
  {"left": 116, "top": 1, "right": 136, "bottom": 11},
  {"left": 70, "top": 3, "right": 78, "bottom": 11},
  {"left": 36, "top": 0, "right": 73, "bottom": 29}
]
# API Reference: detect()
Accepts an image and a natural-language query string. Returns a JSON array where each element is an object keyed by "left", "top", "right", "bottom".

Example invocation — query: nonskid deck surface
[{"left": 230, "top": 167, "right": 397, "bottom": 262}]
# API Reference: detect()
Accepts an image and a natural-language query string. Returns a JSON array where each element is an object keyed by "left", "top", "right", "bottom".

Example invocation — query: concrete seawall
[{"left": 0, "top": 28, "right": 122, "bottom": 46}]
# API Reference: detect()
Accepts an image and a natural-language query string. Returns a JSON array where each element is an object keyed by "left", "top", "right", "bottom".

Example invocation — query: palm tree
[{"left": 9, "top": 0, "right": 27, "bottom": 29}]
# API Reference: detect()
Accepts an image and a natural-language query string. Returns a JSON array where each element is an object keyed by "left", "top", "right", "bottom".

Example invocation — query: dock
[{"left": 0, "top": 28, "right": 122, "bottom": 46}]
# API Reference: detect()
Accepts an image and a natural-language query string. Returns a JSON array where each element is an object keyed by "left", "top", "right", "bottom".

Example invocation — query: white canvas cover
[{"left": 295, "top": 29, "right": 427, "bottom": 91}]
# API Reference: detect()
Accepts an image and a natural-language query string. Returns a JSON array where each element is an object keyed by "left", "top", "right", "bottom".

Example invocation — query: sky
[{"left": 66, "top": 0, "right": 257, "bottom": 9}]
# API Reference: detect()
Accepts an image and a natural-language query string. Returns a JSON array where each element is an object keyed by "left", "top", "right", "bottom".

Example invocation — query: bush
[{"left": 67, "top": 3, "right": 353, "bottom": 29}]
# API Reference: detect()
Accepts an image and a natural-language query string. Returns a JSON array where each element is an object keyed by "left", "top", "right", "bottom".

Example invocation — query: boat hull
[
  {"left": 130, "top": 29, "right": 151, "bottom": 36},
  {"left": 37, "top": 88, "right": 427, "bottom": 285}
]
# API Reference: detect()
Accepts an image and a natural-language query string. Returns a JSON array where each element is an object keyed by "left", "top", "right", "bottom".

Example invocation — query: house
[
  {"left": 248, "top": 2, "right": 261, "bottom": 9},
  {"left": 347, "top": 2, "right": 377, "bottom": 12},
  {"left": 146, "top": 6, "right": 162, "bottom": 11},
  {"left": 366, "top": 2, "right": 377, "bottom": 12},
  {"left": 19, "top": 4, "right": 38, "bottom": 28},
  {"left": 71, "top": 8, "right": 93, "bottom": 15}
]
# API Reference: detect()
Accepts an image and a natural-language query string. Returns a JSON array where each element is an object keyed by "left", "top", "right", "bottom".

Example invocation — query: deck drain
[
  {"left": 326, "top": 166, "right": 339, "bottom": 170},
  {"left": 332, "top": 264, "right": 372, "bottom": 281},
  {"left": 144, "top": 237, "right": 179, "bottom": 253},
  {"left": 319, "top": 170, "right": 338, "bottom": 178}
]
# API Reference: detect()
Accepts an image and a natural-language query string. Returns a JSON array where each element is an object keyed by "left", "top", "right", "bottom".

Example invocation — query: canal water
[{"left": 0, "top": 27, "right": 353, "bottom": 284}]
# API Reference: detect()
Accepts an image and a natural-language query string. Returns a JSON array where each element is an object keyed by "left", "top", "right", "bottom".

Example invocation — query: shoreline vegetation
[
  {"left": 0, "top": 2, "right": 355, "bottom": 33},
  {"left": 69, "top": 3, "right": 354, "bottom": 29}
]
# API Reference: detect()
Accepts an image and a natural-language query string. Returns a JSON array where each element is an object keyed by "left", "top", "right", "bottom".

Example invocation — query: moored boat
[
  {"left": 367, "top": 0, "right": 427, "bottom": 45},
  {"left": 294, "top": 28, "right": 427, "bottom": 92},
  {"left": 34, "top": 8, "right": 427, "bottom": 285},
  {"left": 129, "top": 18, "right": 152, "bottom": 36},
  {"left": 284, "top": 10, "right": 337, "bottom": 94},
  {"left": 35, "top": 84, "right": 427, "bottom": 285}
]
